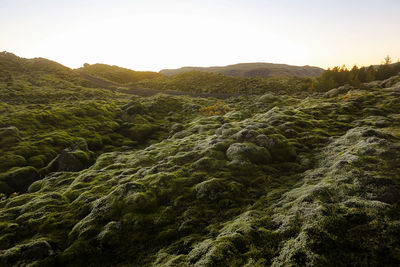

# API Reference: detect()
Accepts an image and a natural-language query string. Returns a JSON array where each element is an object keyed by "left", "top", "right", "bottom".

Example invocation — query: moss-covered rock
[
  {"left": 0, "top": 166, "right": 39, "bottom": 194},
  {"left": 1, "top": 74, "right": 400, "bottom": 266},
  {"left": 0, "top": 126, "right": 21, "bottom": 147},
  {"left": 0, "top": 239, "right": 54, "bottom": 266},
  {"left": 226, "top": 142, "right": 271, "bottom": 165}
]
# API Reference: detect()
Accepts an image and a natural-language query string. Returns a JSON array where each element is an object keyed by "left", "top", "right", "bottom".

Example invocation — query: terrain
[
  {"left": 159, "top": 63, "right": 324, "bottom": 78},
  {"left": 0, "top": 52, "right": 400, "bottom": 266}
]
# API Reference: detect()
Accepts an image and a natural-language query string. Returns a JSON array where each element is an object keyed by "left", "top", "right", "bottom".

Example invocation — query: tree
[
  {"left": 384, "top": 55, "right": 392, "bottom": 65},
  {"left": 365, "top": 66, "right": 376, "bottom": 82}
]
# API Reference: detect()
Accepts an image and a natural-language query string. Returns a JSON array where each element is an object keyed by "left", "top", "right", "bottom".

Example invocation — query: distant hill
[
  {"left": 0, "top": 52, "right": 127, "bottom": 103},
  {"left": 0, "top": 51, "right": 97, "bottom": 90},
  {"left": 76, "top": 63, "right": 162, "bottom": 85},
  {"left": 137, "top": 70, "right": 314, "bottom": 95},
  {"left": 160, "top": 62, "right": 324, "bottom": 78},
  {"left": 0, "top": 51, "right": 82, "bottom": 80}
]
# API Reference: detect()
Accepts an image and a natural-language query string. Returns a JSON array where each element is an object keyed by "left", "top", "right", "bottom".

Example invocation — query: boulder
[
  {"left": 257, "top": 93, "right": 279, "bottom": 104},
  {"left": 380, "top": 75, "right": 400, "bottom": 88},
  {"left": 0, "top": 127, "right": 21, "bottom": 147},
  {"left": 0, "top": 166, "right": 39, "bottom": 194},
  {"left": 324, "top": 84, "right": 353, "bottom": 98},
  {"left": 0, "top": 239, "right": 53, "bottom": 266},
  {"left": 256, "top": 134, "right": 297, "bottom": 162},
  {"left": 170, "top": 123, "right": 184, "bottom": 134},
  {"left": 44, "top": 139, "right": 92, "bottom": 173},
  {"left": 233, "top": 129, "right": 258, "bottom": 142},
  {"left": 226, "top": 143, "right": 271, "bottom": 164}
]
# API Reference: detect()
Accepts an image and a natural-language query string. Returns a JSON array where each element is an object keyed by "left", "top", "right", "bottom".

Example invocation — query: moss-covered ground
[{"left": 1, "top": 70, "right": 400, "bottom": 266}]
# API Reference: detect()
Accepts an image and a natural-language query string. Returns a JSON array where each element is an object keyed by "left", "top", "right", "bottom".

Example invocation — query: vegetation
[
  {"left": 1, "top": 53, "right": 400, "bottom": 266},
  {"left": 315, "top": 56, "right": 400, "bottom": 90},
  {"left": 200, "top": 101, "right": 231, "bottom": 116},
  {"left": 160, "top": 62, "right": 324, "bottom": 78},
  {"left": 136, "top": 71, "right": 314, "bottom": 95},
  {"left": 77, "top": 63, "right": 162, "bottom": 85}
]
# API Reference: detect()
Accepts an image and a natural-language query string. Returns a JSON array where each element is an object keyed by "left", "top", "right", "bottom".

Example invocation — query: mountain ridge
[{"left": 160, "top": 62, "right": 324, "bottom": 78}]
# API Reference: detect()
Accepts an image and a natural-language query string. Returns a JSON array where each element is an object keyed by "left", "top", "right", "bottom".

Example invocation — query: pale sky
[{"left": 0, "top": 0, "right": 399, "bottom": 71}]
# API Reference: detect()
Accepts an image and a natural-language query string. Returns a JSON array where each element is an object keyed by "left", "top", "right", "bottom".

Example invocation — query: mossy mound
[
  {"left": 0, "top": 94, "right": 215, "bottom": 195},
  {"left": 1, "top": 75, "right": 400, "bottom": 266}
]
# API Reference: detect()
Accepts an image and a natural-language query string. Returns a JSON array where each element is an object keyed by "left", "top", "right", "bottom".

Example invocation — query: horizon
[
  {"left": 3, "top": 50, "right": 399, "bottom": 73},
  {"left": 1, "top": 0, "right": 400, "bottom": 71}
]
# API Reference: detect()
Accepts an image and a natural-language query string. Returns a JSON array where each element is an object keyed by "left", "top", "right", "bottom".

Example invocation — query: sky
[{"left": 0, "top": 0, "right": 399, "bottom": 71}]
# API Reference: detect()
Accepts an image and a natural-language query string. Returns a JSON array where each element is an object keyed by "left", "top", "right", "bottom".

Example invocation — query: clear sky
[{"left": 1, "top": 0, "right": 399, "bottom": 71}]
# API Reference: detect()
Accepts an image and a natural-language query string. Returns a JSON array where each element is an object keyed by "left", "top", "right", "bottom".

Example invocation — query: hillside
[
  {"left": 76, "top": 63, "right": 162, "bottom": 85},
  {"left": 1, "top": 52, "right": 400, "bottom": 266},
  {"left": 0, "top": 52, "right": 124, "bottom": 104},
  {"left": 160, "top": 62, "right": 324, "bottom": 78},
  {"left": 135, "top": 71, "right": 314, "bottom": 95},
  {"left": 0, "top": 52, "right": 91, "bottom": 87}
]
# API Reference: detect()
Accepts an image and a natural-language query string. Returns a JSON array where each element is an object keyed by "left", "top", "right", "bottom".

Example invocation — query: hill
[
  {"left": 160, "top": 62, "right": 324, "bottom": 78},
  {"left": 1, "top": 53, "right": 400, "bottom": 266},
  {"left": 135, "top": 71, "right": 314, "bottom": 95},
  {"left": 0, "top": 52, "right": 127, "bottom": 104},
  {"left": 0, "top": 51, "right": 90, "bottom": 86},
  {"left": 76, "top": 63, "right": 162, "bottom": 85}
]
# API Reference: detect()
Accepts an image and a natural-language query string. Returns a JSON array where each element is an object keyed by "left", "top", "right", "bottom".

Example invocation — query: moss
[
  {"left": 125, "top": 123, "right": 160, "bottom": 142},
  {"left": 0, "top": 126, "right": 21, "bottom": 147},
  {"left": 226, "top": 142, "right": 271, "bottom": 165},
  {"left": 0, "top": 181, "right": 13, "bottom": 195},
  {"left": 0, "top": 154, "right": 27, "bottom": 171},
  {"left": 1, "top": 71, "right": 400, "bottom": 266},
  {"left": 0, "top": 166, "right": 39, "bottom": 194},
  {"left": 27, "top": 155, "right": 47, "bottom": 168}
]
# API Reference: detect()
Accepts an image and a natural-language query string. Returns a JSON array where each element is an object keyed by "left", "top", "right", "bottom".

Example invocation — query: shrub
[{"left": 200, "top": 102, "right": 231, "bottom": 116}]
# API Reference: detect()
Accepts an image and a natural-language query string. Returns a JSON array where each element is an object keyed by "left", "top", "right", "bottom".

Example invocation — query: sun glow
[{"left": 1, "top": 0, "right": 399, "bottom": 71}]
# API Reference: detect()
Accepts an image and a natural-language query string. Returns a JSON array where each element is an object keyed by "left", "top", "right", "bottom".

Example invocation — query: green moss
[
  {"left": 27, "top": 155, "right": 47, "bottom": 168},
  {"left": 125, "top": 123, "right": 160, "bottom": 142},
  {"left": 0, "top": 166, "right": 39, "bottom": 194},
  {"left": 1, "top": 68, "right": 400, "bottom": 266}
]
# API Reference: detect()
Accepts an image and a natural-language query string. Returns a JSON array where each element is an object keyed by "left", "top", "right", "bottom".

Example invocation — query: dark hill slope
[
  {"left": 160, "top": 62, "right": 324, "bottom": 78},
  {"left": 0, "top": 52, "right": 132, "bottom": 104},
  {"left": 76, "top": 63, "right": 162, "bottom": 85},
  {"left": 0, "top": 51, "right": 88, "bottom": 85}
]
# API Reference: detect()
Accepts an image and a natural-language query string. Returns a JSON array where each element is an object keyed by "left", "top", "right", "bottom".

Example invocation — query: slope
[{"left": 76, "top": 63, "right": 162, "bottom": 85}]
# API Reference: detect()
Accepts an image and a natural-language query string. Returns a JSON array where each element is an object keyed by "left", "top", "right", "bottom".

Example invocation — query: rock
[
  {"left": 0, "top": 239, "right": 53, "bottom": 266},
  {"left": 98, "top": 221, "right": 122, "bottom": 247},
  {"left": 20, "top": 240, "right": 53, "bottom": 262},
  {"left": 46, "top": 150, "right": 90, "bottom": 172},
  {"left": 192, "top": 157, "right": 221, "bottom": 171},
  {"left": 0, "top": 166, "right": 39, "bottom": 194},
  {"left": 226, "top": 143, "right": 271, "bottom": 164},
  {"left": 44, "top": 139, "right": 92, "bottom": 173},
  {"left": 257, "top": 93, "right": 279, "bottom": 103},
  {"left": 0, "top": 127, "right": 21, "bottom": 147},
  {"left": 170, "top": 123, "right": 184, "bottom": 134},
  {"left": 195, "top": 178, "right": 241, "bottom": 201},
  {"left": 27, "top": 180, "right": 43, "bottom": 193},
  {"left": 380, "top": 75, "right": 400, "bottom": 88},
  {"left": 257, "top": 134, "right": 297, "bottom": 162},
  {"left": 233, "top": 129, "right": 258, "bottom": 142},
  {"left": 255, "top": 134, "right": 275, "bottom": 149},
  {"left": 123, "top": 100, "right": 145, "bottom": 115},
  {"left": 0, "top": 181, "right": 13, "bottom": 195},
  {"left": 112, "top": 182, "right": 146, "bottom": 197},
  {"left": 361, "top": 80, "right": 381, "bottom": 89},
  {"left": 324, "top": 84, "right": 353, "bottom": 98}
]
